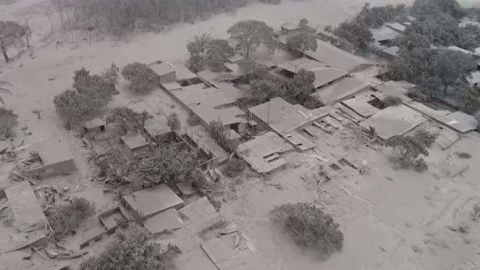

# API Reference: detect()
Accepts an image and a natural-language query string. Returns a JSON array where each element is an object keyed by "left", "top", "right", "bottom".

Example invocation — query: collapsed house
[
  {"left": 23, "top": 139, "right": 76, "bottom": 178},
  {"left": 0, "top": 182, "right": 49, "bottom": 252}
]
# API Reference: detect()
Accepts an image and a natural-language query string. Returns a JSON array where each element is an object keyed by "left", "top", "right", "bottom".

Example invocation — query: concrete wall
[{"left": 27, "top": 159, "right": 76, "bottom": 178}]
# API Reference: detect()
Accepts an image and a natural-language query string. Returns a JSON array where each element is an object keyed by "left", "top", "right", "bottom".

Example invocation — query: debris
[
  {"left": 45, "top": 248, "right": 59, "bottom": 258},
  {"left": 33, "top": 247, "right": 48, "bottom": 260}
]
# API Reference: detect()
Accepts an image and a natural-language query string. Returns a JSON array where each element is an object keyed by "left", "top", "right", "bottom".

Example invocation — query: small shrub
[
  {"left": 456, "top": 152, "right": 472, "bottom": 159},
  {"left": 121, "top": 63, "right": 159, "bottom": 94},
  {"left": 167, "top": 113, "right": 180, "bottom": 131},
  {"left": 271, "top": 203, "right": 343, "bottom": 258},
  {"left": 414, "top": 129, "right": 438, "bottom": 148},
  {"left": 382, "top": 96, "right": 402, "bottom": 107},
  {"left": 0, "top": 108, "right": 18, "bottom": 139},
  {"left": 186, "top": 114, "right": 200, "bottom": 126},
  {"left": 208, "top": 121, "right": 239, "bottom": 153},
  {"left": 80, "top": 225, "right": 180, "bottom": 270},
  {"left": 47, "top": 198, "right": 95, "bottom": 239},
  {"left": 222, "top": 158, "right": 246, "bottom": 178}
]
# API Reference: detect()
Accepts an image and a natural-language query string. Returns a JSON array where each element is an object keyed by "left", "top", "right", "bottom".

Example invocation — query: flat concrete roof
[
  {"left": 371, "top": 26, "right": 400, "bottom": 43},
  {"left": 149, "top": 62, "right": 176, "bottom": 77},
  {"left": 447, "top": 46, "right": 473, "bottom": 55},
  {"left": 36, "top": 139, "right": 74, "bottom": 167},
  {"left": 305, "top": 40, "right": 373, "bottom": 72},
  {"left": 143, "top": 208, "right": 183, "bottom": 235},
  {"left": 173, "top": 64, "right": 198, "bottom": 81},
  {"left": 312, "top": 68, "right": 348, "bottom": 89},
  {"left": 172, "top": 84, "right": 242, "bottom": 109},
  {"left": 194, "top": 105, "right": 246, "bottom": 126},
  {"left": 342, "top": 93, "right": 380, "bottom": 118},
  {"left": 237, "top": 132, "right": 294, "bottom": 173},
  {"left": 4, "top": 182, "right": 48, "bottom": 235},
  {"left": 277, "top": 57, "right": 326, "bottom": 73},
  {"left": 360, "top": 104, "right": 427, "bottom": 140},
  {"left": 444, "top": 111, "right": 478, "bottom": 133},
  {"left": 385, "top": 22, "right": 406, "bottom": 33},
  {"left": 374, "top": 81, "right": 412, "bottom": 103},
  {"left": 122, "top": 184, "right": 184, "bottom": 219},
  {"left": 84, "top": 118, "right": 105, "bottom": 130},
  {"left": 144, "top": 116, "right": 171, "bottom": 137},
  {"left": 467, "top": 71, "right": 480, "bottom": 86},
  {"left": 248, "top": 97, "right": 329, "bottom": 136},
  {"left": 120, "top": 134, "right": 149, "bottom": 150},
  {"left": 311, "top": 77, "right": 370, "bottom": 104}
]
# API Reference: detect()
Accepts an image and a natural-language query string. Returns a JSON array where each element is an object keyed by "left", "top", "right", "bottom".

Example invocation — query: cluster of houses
[{"left": 2, "top": 18, "right": 479, "bottom": 269}]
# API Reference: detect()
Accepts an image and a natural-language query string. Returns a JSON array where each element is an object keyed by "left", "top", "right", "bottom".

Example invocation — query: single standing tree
[
  {"left": 121, "top": 63, "right": 160, "bottom": 94},
  {"left": 228, "top": 20, "right": 275, "bottom": 58},
  {"left": 0, "top": 20, "right": 29, "bottom": 62},
  {"left": 167, "top": 113, "right": 180, "bottom": 131},
  {"left": 0, "top": 108, "right": 18, "bottom": 139},
  {"left": 186, "top": 33, "right": 212, "bottom": 72}
]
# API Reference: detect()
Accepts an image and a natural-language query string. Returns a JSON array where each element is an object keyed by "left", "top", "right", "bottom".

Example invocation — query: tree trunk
[
  {"left": 1, "top": 42, "right": 9, "bottom": 62},
  {"left": 443, "top": 84, "right": 449, "bottom": 97},
  {"left": 245, "top": 45, "right": 250, "bottom": 58}
]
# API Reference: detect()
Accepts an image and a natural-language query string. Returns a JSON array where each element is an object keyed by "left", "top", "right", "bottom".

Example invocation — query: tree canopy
[
  {"left": 0, "top": 20, "right": 29, "bottom": 62},
  {"left": 0, "top": 108, "right": 18, "bottom": 139},
  {"left": 228, "top": 20, "right": 275, "bottom": 58},
  {"left": 286, "top": 19, "right": 318, "bottom": 53},
  {"left": 121, "top": 63, "right": 159, "bottom": 94}
]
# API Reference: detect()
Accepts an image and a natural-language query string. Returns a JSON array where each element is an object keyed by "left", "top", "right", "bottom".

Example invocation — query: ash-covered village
[{"left": 1, "top": 0, "right": 480, "bottom": 269}]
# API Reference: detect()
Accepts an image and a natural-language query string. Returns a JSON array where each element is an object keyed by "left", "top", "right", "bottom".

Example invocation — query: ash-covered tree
[
  {"left": 46, "top": 197, "right": 95, "bottom": 240},
  {"left": 287, "top": 69, "right": 315, "bottom": 104},
  {"left": 0, "top": 108, "right": 18, "bottom": 139},
  {"left": 237, "top": 59, "right": 269, "bottom": 83},
  {"left": 208, "top": 121, "right": 239, "bottom": 153},
  {"left": 461, "top": 85, "right": 480, "bottom": 114},
  {"left": 205, "top": 39, "right": 235, "bottom": 72},
  {"left": 412, "top": 0, "right": 465, "bottom": 19},
  {"left": 167, "top": 113, "right": 180, "bottom": 131},
  {"left": 386, "top": 130, "right": 437, "bottom": 171},
  {"left": 121, "top": 63, "right": 159, "bottom": 94},
  {"left": 186, "top": 33, "right": 212, "bottom": 72},
  {"left": 271, "top": 203, "right": 343, "bottom": 258},
  {"left": 228, "top": 20, "right": 275, "bottom": 58},
  {"left": 73, "top": 67, "right": 118, "bottom": 98},
  {"left": 54, "top": 89, "right": 111, "bottom": 129},
  {"left": 80, "top": 225, "right": 180, "bottom": 270},
  {"left": 0, "top": 20, "right": 29, "bottom": 62},
  {"left": 135, "top": 144, "right": 197, "bottom": 186},
  {"left": 427, "top": 50, "right": 477, "bottom": 97},
  {"left": 106, "top": 107, "right": 145, "bottom": 134},
  {"left": 286, "top": 19, "right": 318, "bottom": 53},
  {"left": 334, "top": 21, "right": 373, "bottom": 51},
  {"left": 355, "top": 3, "right": 407, "bottom": 28}
]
